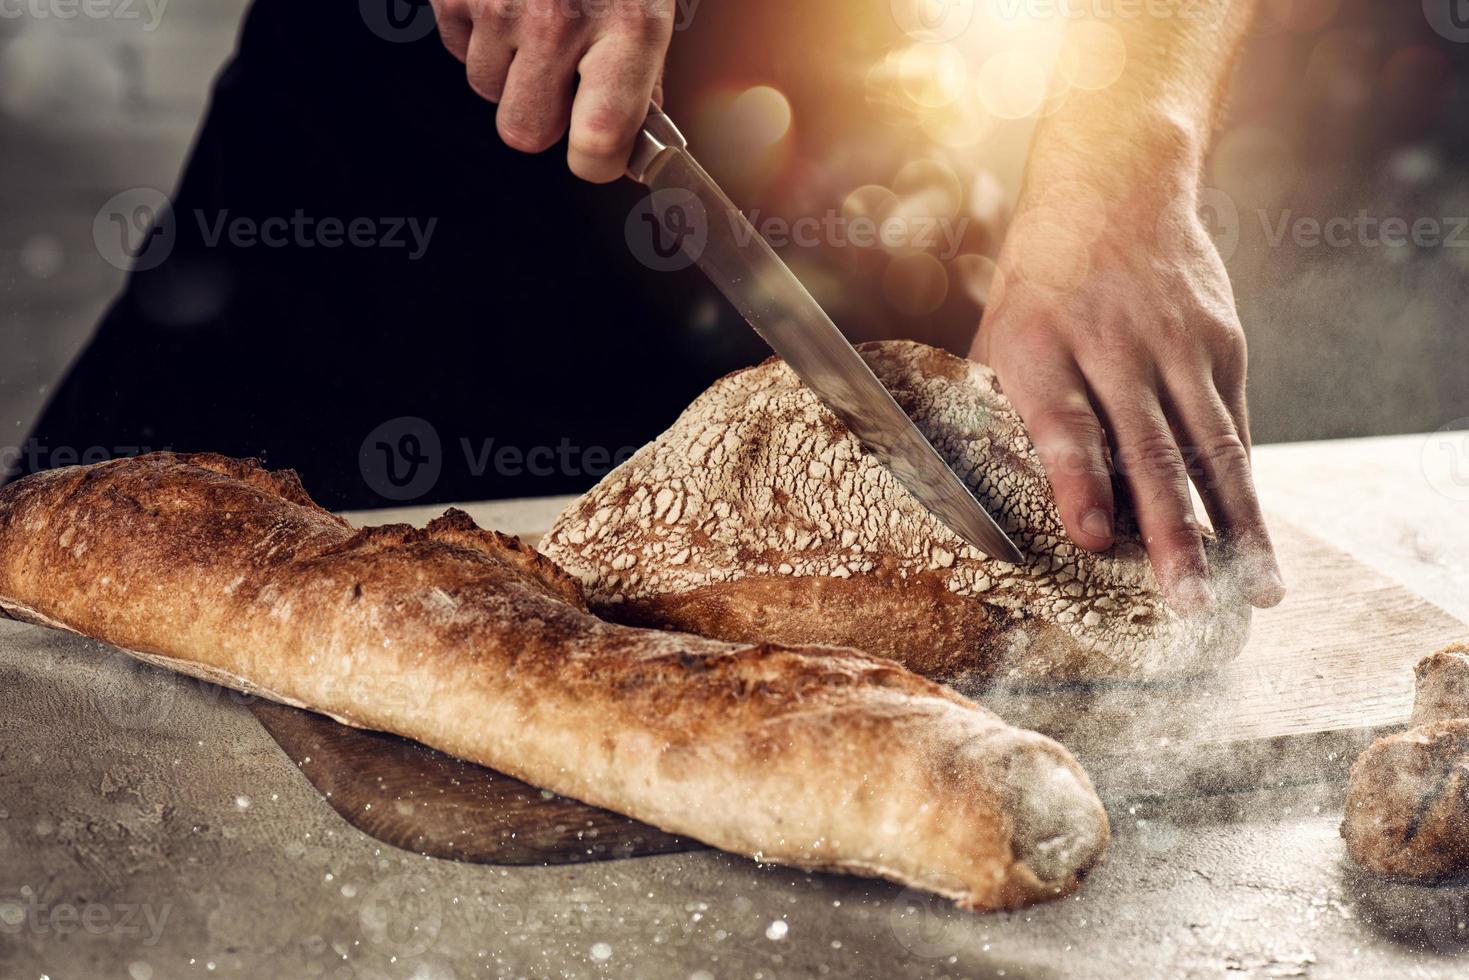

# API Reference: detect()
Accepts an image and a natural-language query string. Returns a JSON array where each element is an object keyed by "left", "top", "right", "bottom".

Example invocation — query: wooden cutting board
[
  {"left": 251, "top": 513, "right": 1467, "bottom": 864},
  {"left": 247, "top": 700, "right": 702, "bottom": 864}
]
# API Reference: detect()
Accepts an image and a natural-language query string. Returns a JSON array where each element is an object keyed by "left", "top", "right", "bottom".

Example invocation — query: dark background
[{"left": 1, "top": 0, "right": 1465, "bottom": 508}]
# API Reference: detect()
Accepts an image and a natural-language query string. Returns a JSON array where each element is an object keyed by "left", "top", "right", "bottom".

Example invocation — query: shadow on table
[{"left": 1341, "top": 859, "right": 1469, "bottom": 954}]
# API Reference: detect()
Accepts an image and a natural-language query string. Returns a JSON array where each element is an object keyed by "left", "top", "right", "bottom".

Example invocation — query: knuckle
[
  {"left": 1115, "top": 428, "right": 1182, "bottom": 483},
  {"left": 573, "top": 110, "right": 637, "bottom": 159},
  {"left": 1033, "top": 402, "right": 1102, "bottom": 440},
  {"left": 439, "top": 0, "right": 473, "bottom": 20},
  {"left": 610, "top": 0, "right": 675, "bottom": 37},
  {"left": 522, "top": 8, "right": 576, "bottom": 43},
  {"left": 1156, "top": 518, "right": 1208, "bottom": 557},
  {"left": 1181, "top": 432, "right": 1250, "bottom": 490}
]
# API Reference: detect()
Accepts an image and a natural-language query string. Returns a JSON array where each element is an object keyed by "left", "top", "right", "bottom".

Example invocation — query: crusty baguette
[
  {"left": 0, "top": 453, "right": 1108, "bottom": 910},
  {"left": 1342, "top": 643, "right": 1469, "bottom": 880},
  {"left": 541, "top": 341, "right": 1251, "bottom": 688}
]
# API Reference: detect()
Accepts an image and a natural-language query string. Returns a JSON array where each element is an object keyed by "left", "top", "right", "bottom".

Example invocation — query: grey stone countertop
[{"left": 3, "top": 433, "right": 1469, "bottom": 980}]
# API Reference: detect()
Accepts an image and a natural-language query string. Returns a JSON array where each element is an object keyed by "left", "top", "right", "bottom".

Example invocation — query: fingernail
[
  {"left": 1253, "top": 564, "right": 1287, "bottom": 608},
  {"left": 1081, "top": 509, "right": 1113, "bottom": 542}
]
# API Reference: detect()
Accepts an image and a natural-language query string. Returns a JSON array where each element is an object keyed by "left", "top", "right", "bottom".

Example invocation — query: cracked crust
[
  {"left": 0, "top": 452, "right": 1109, "bottom": 911},
  {"left": 541, "top": 340, "right": 1252, "bottom": 687}
]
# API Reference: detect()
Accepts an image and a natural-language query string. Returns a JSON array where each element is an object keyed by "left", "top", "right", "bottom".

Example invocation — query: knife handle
[{"left": 626, "top": 104, "right": 688, "bottom": 186}]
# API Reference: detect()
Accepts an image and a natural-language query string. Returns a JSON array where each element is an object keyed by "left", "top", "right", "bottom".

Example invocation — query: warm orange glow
[
  {"left": 893, "top": 159, "right": 964, "bottom": 224},
  {"left": 951, "top": 253, "right": 998, "bottom": 305},
  {"left": 842, "top": 184, "right": 898, "bottom": 226},
  {"left": 898, "top": 43, "right": 969, "bottom": 108},
  {"left": 968, "top": 170, "right": 1008, "bottom": 227},
  {"left": 976, "top": 51, "right": 1052, "bottom": 120},
  {"left": 1057, "top": 22, "right": 1127, "bottom": 93},
  {"left": 883, "top": 253, "right": 950, "bottom": 315},
  {"left": 729, "top": 85, "right": 793, "bottom": 148}
]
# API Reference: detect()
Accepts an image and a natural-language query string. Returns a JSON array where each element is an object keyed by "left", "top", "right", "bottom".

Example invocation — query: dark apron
[{"left": 18, "top": 0, "right": 767, "bottom": 510}]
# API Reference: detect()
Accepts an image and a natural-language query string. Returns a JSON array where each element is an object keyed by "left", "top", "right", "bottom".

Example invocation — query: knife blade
[{"left": 627, "top": 107, "right": 1024, "bottom": 565}]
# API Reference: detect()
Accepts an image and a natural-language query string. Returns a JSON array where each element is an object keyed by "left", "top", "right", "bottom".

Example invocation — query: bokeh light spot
[
  {"left": 883, "top": 253, "right": 950, "bottom": 316},
  {"left": 729, "top": 86, "right": 793, "bottom": 148}
]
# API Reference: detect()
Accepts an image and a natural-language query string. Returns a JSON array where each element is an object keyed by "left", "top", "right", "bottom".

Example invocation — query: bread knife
[{"left": 626, "top": 105, "right": 1024, "bottom": 565}]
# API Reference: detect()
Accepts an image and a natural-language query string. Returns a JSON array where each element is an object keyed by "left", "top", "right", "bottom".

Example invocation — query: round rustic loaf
[{"left": 541, "top": 341, "right": 1251, "bottom": 687}]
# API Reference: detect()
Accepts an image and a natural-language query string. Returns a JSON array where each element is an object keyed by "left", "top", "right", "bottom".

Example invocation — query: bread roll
[
  {"left": 1411, "top": 642, "right": 1469, "bottom": 726},
  {"left": 1342, "top": 643, "right": 1469, "bottom": 880},
  {"left": 0, "top": 453, "right": 1108, "bottom": 910},
  {"left": 1342, "top": 720, "right": 1469, "bottom": 880}
]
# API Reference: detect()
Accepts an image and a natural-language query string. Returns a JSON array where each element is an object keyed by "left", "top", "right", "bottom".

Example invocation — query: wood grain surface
[{"left": 984, "top": 518, "right": 1469, "bottom": 795}]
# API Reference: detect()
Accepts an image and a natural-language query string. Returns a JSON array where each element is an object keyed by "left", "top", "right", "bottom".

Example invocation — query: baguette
[{"left": 0, "top": 453, "right": 1108, "bottom": 910}]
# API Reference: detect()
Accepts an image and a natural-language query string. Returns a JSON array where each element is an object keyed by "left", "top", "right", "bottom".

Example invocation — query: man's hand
[
  {"left": 971, "top": 1, "right": 1284, "bottom": 611},
  {"left": 429, "top": 0, "right": 672, "bottom": 182},
  {"left": 973, "top": 176, "right": 1284, "bottom": 611}
]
